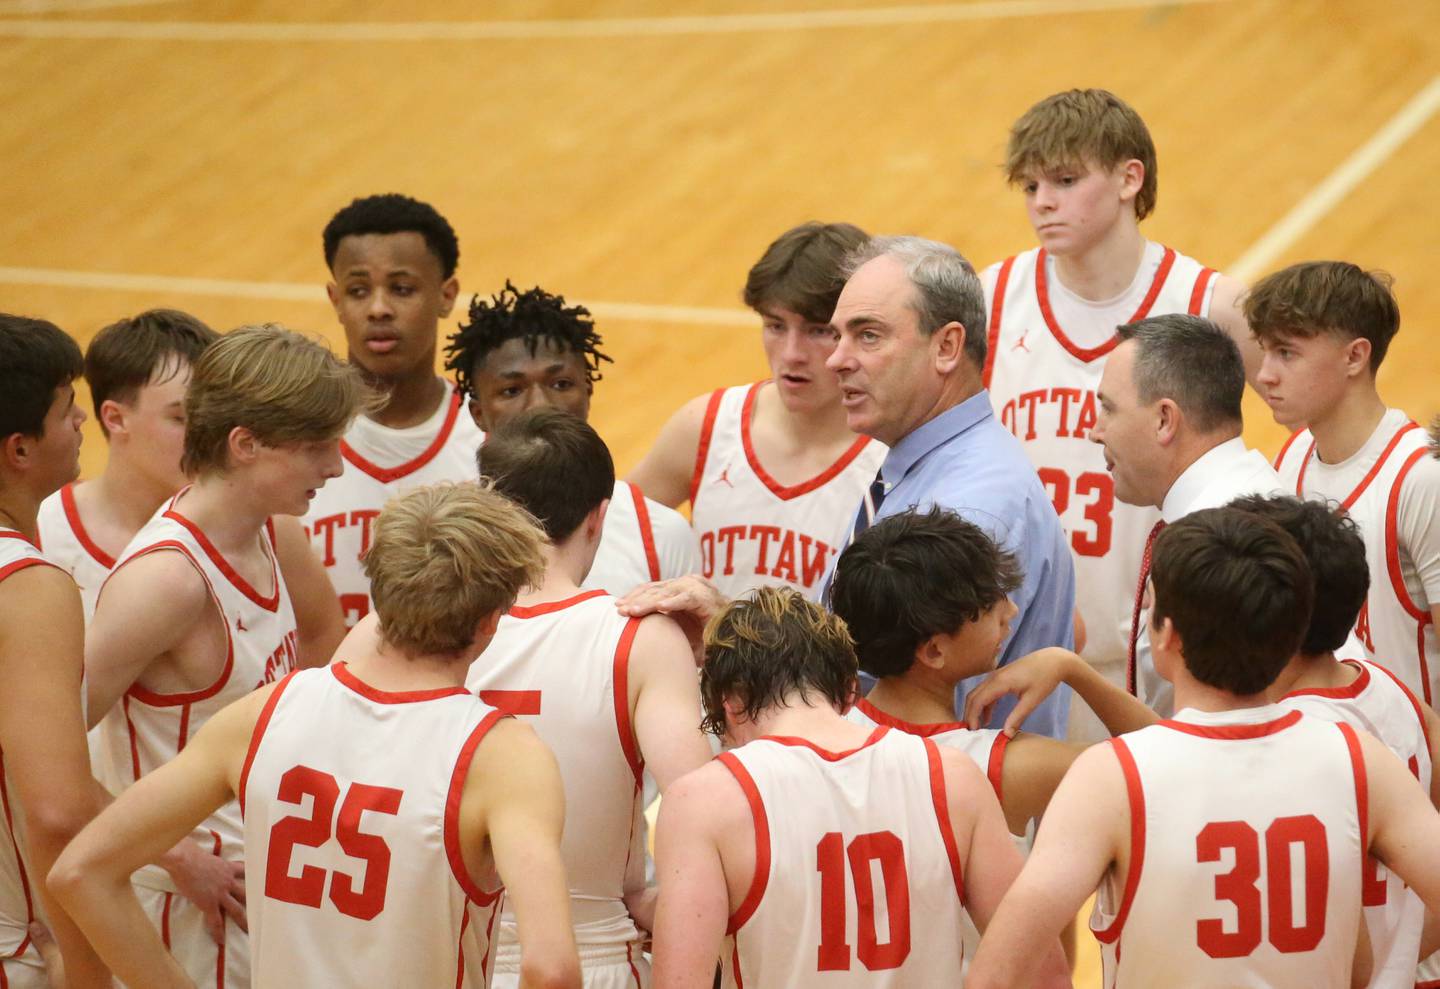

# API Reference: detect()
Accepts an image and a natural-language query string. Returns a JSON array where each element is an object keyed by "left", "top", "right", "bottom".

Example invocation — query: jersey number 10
[{"left": 816, "top": 831, "right": 911, "bottom": 972}]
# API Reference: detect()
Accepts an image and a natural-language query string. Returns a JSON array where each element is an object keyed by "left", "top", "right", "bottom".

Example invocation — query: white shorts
[
  {"left": 1, "top": 938, "right": 48, "bottom": 989},
  {"left": 492, "top": 942, "right": 649, "bottom": 989},
  {"left": 134, "top": 884, "right": 250, "bottom": 989}
]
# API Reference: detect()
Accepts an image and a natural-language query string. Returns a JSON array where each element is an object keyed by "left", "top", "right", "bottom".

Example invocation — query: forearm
[
  {"left": 29, "top": 833, "right": 112, "bottom": 989},
  {"left": 51, "top": 871, "right": 189, "bottom": 989},
  {"left": 1061, "top": 653, "right": 1157, "bottom": 735},
  {"left": 296, "top": 614, "right": 345, "bottom": 669}
]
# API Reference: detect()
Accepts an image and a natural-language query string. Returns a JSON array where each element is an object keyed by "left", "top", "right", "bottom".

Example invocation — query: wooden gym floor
[{"left": 4, "top": 0, "right": 1439, "bottom": 983}]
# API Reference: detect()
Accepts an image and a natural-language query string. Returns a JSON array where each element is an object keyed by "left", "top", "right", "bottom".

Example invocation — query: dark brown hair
[
  {"left": 86, "top": 310, "right": 218, "bottom": 433},
  {"left": 0, "top": 314, "right": 82, "bottom": 440},
  {"left": 1244, "top": 261, "right": 1399, "bottom": 372},
  {"left": 743, "top": 221, "right": 870, "bottom": 325},
  {"left": 478, "top": 406, "right": 614, "bottom": 542}
]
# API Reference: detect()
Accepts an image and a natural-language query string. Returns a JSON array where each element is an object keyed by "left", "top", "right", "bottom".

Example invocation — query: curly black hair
[
  {"left": 323, "top": 194, "right": 460, "bottom": 279},
  {"left": 444, "top": 281, "right": 612, "bottom": 400}
]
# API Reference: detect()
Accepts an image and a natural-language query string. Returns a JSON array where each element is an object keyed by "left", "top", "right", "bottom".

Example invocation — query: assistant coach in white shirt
[{"left": 1091, "top": 313, "right": 1282, "bottom": 715}]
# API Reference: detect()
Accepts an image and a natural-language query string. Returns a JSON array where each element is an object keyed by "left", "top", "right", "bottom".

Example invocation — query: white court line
[
  {"left": 0, "top": 0, "right": 1237, "bottom": 41},
  {"left": 0, "top": 266, "right": 756, "bottom": 326},
  {"left": 1228, "top": 74, "right": 1440, "bottom": 282},
  {"left": 0, "top": 0, "right": 178, "bottom": 13}
]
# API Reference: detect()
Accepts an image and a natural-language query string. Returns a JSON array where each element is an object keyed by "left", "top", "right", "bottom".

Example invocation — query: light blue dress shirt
[{"left": 865, "top": 390, "right": 1077, "bottom": 738}]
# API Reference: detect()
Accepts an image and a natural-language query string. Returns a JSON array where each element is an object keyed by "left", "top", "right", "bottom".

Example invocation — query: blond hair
[
  {"left": 1005, "top": 89, "right": 1159, "bottom": 221},
  {"left": 182, "top": 324, "right": 374, "bottom": 477},
  {"left": 366, "top": 482, "right": 546, "bottom": 656}
]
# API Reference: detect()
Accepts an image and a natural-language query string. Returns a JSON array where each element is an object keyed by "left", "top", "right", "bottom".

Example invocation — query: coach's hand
[
  {"left": 161, "top": 837, "right": 248, "bottom": 944},
  {"left": 616, "top": 576, "right": 728, "bottom": 666},
  {"left": 963, "top": 647, "right": 1078, "bottom": 736}
]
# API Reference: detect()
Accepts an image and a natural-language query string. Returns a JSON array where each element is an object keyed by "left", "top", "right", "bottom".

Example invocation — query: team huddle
[{"left": 0, "top": 87, "right": 1438, "bottom": 989}]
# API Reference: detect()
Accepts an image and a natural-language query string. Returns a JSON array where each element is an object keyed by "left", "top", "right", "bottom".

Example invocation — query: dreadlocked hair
[{"left": 444, "top": 281, "right": 613, "bottom": 399}]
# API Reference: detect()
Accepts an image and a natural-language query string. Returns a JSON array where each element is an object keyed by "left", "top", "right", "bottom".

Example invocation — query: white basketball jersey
[
  {"left": 465, "top": 590, "right": 645, "bottom": 960},
  {"left": 690, "top": 382, "right": 886, "bottom": 600},
  {"left": 1276, "top": 413, "right": 1439, "bottom": 705},
  {"left": 94, "top": 497, "right": 299, "bottom": 879},
  {"left": 1092, "top": 707, "right": 1364, "bottom": 989},
  {"left": 718, "top": 728, "right": 967, "bottom": 987},
  {"left": 240, "top": 664, "right": 504, "bottom": 989},
  {"left": 582, "top": 480, "right": 701, "bottom": 597},
  {"left": 303, "top": 381, "right": 484, "bottom": 627},
  {"left": 1282, "top": 659, "right": 1432, "bottom": 988},
  {"left": 35, "top": 483, "right": 113, "bottom": 620},
  {"left": 982, "top": 243, "right": 1217, "bottom": 669},
  {"left": 843, "top": 697, "right": 1008, "bottom": 800},
  {"left": 0, "top": 531, "right": 65, "bottom": 956}
]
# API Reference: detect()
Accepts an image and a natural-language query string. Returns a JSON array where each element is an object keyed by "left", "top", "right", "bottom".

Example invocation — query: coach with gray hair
[
  {"left": 825, "top": 235, "right": 1077, "bottom": 739},
  {"left": 1091, "top": 312, "right": 1282, "bottom": 715}
]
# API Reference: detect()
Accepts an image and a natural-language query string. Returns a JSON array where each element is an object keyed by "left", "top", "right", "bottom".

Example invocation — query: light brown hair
[
  {"left": 1244, "top": 261, "right": 1400, "bottom": 372},
  {"left": 743, "top": 221, "right": 870, "bottom": 325},
  {"left": 366, "top": 482, "right": 546, "bottom": 656},
  {"left": 1005, "top": 89, "right": 1159, "bottom": 220},
  {"left": 181, "top": 324, "right": 373, "bottom": 477}
]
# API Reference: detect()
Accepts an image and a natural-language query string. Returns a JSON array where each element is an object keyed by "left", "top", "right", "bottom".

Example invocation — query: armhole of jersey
[
  {"left": 987, "top": 731, "right": 1010, "bottom": 805},
  {"left": 689, "top": 389, "right": 726, "bottom": 510},
  {"left": 237, "top": 670, "right": 299, "bottom": 817},
  {"left": 1372, "top": 660, "right": 1434, "bottom": 771},
  {"left": 0, "top": 557, "right": 59, "bottom": 585},
  {"left": 627, "top": 483, "right": 662, "bottom": 582},
  {"left": 1093, "top": 738, "right": 1145, "bottom": 945},
  {"left": 0, "top": 762, "right": 36, "bottom": 933},
  {"left": 924, "top": 739, "right": 965, "bottom": 904},
  {"left": 1273, "top": 429, "right": 1306, "bottom": 472},
  {"left": 444, "top": 709, "right": 508, "bottom": 905},
  {"left": 1337, "top": 722, "right": 1370, "bottom": 873},
  {"left": 612, "top": 618, "right": 645, "bottom": 786},
  {"left": 1187, "top": 267, "right": 1217, "bottom": 316},
  {"left": 1385, "top": 447, "right": 1433, "bottom": 622},
  {"left": 717, "top": 752, "right": 770, "bottom": 935},
  {"left": 982, "top": 256, "right": 1017, "bottom": 388}
]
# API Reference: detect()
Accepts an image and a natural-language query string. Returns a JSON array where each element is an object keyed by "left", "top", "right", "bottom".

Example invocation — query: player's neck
[
  {"left": 1272, "top": 651, "right": 1351, "bottom": 696},
  {"left": 88, "top": 454, "right": 179, "bottom": 541},
  {"left": 752, "top": 699, "right": 874, "bottom": 750},
  {"left": 346, "top": 638, "right": 472, "bottom": 692},
  {"left": 516, "top": 542, "right": 588, "bottom": 605},
  {"left": 865, "top": 671, "right": 961, "bottom": 726},
  {"left": 1307, "top": 386, "right": 1387, "bottom": 465},
  {"left": 171, "top": 475, "right": 272, "bottom": 553},
  {"left": 0, "top": 490, "right": 40, "bottom": 541},
  {"left": 1050, "top": 223, "right": 1147, "bottom": 302},
  {"left": 761, "top": 383, "right": 858, "bottom": 449},
  {"left": 363, "top": 370, "right": 446, "bottom": 430},
  {"left": 1172, "top": 674, "right": 1272, "bottom": 716}
]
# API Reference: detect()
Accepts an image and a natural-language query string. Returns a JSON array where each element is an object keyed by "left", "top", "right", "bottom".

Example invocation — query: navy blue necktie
[{"left": 848, "top": 470, "right": 888, "bottom": 545}]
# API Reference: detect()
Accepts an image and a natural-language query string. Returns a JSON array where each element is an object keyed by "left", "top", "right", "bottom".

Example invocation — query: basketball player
[
  {"left": 36, "top": 310, "right": 346, "bottom": 666},
  {"left": 305, "top": 193, "right": 484, "bottom": 625},
  {"left": 828, "top": 507, "right": 1080, "bottom": 838},
  {"left": 443, "top": 281, "right": 699, "bottom": 595},
  {"left": 629, "top": 221, "right": 886, "bottom": 600},
  {"left": 649, "top": 586, "right": 1071, "bottom": 988},
  {"left": 0, "top": 314, "right": 110, "bottom": 988},
  {"left": 982, "top": 89, "right": 1254, "bottom": 741},
  {"left": 968, "top": 507, "right": 1440, "bottom": 988},
  {"left": 82, "top": 326, "right": 370, "bottom": 989},
  {"left": 51, "top": 483, "right": 583, "bottom": 989},
  {"left": 1250, "top": 261, "right": 1440, "bottom": 705},
  {"left": 467, "top": 408, "right": 714, "bottom": 987}
]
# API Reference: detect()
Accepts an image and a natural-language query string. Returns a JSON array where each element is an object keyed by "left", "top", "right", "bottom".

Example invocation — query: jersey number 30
[
  {"left": 266, "top": 766, "right": 403, "bottom": 921},
  {"left": 1196, "top": 814, "right": 1328, "bottom": 957},
  {"left": 816, "top": 831, "right": 911, "bottom": 972}
]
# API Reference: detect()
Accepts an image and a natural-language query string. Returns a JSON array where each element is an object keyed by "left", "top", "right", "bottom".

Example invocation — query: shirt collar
[
  {"left": 881, "top": 390, "right": 994, "bottom": 486},
  {"left": 1161, "top": 436, "right": 1248, "bottom": 521}
]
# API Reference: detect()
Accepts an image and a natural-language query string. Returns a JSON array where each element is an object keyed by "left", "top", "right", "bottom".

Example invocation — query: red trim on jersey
[
  {"left": 982, "top": 255, "right": 1017, "bottom": 387},
  {"left": 1092, "top": 738, "right": 1144, "bottom": 944},
  {"left": 119, "top": 541, "right": 237, "bottom": 706},
  {"left": 160, "top": 891, "right": 173, "bottom": 947},
  {"left": 612, "top": 618, "right": 645, "bottom": 785},
  {"left": 1367, "top": 659, "right": 1434, "bottom": 764},
  {"left": 237, "top": 670, "right": 299, "bottom": 816},
  {"left": 0, "top": 531, "right": 34, "bottom": 545},
  {"left": 625, "top": 942, "right": 641, "bottom": 987},
  {"left": 1273, "top": 428, "right": 1306, "bottom": 471},
  {"left": 689, "top": 388, "right": 726, "bottom": 510},
  {"left": 479, "top": 897, "right": 499, "bottom": 982},
  {"left": 739, "top": 381, "right": 875, "bottom": 502},
  {"left": 988, "top": 731, "right": 1010, "bottom": 806},
  {"left": 0, "top": 754, "right": 35, "bottom": 935},
  {"left": 162, "top": 502, "right": 281, "bottom": 612},
  {"left": 445, "top": 710, "right": 508, "bottom": 905},
  {"left": 758, "top": 727, "right": 889, "bottom": 762},
  {"left": 508, "top": 589, "right": 608, "bottom": 618},
  {"left": 730, "top": 940, "right": 745, "bottom": 989},
  {"left": 176, "top": 703, "right": 193, "bottom": 752},
  {"left": 215, "top": 926, "right": 226, "bottom": 989},
  {"left": 330, "top": 661, "right": 472, "bottom": 704},
  {"left": 453, "top": 909, "right": 470, "bottom": 989},
  {"left": 626, "top": 482, "right": 662, "bottom": 582},
  {"left": 851, "top": 697, "right": 970, "bottom": 737},
  {"left": 924, "top": 739, "right": 966, "bottom": 904},
  {"left": 60, "top": 483, "right": 116, "bottom": 568},
  {"left": 0, "top": 558, "right": 53, "bottom": 584},
  {"left": 1384, "top": 446, "right": 1431, "bottom": 621},
  {"left": 717, "top": 752, "right": 770, "bottom": 935},
  {"left": 1157, "top": 709, "right": 1302, "bottom": 740},
  {"left": 1338, "top": 722, "right": 1370, "bottom": 881},
  {"left": 124, "top": 695, "right": 142, "bottom": 781},
  {"left": 1034, "top": 246, "right": 1177, "bottom": 364},
  {"left": 1186, "top": 267, "right": 1216, "bottom": 316},
  {"left": 1294, "top": 420, "right": 1421, "bottom": 509},
  {"left": 340, "top": 387, "right": 465, "bottom": 483},
  {"left": 1284, "top": 659, "right": 1371, "bottom": 700}
]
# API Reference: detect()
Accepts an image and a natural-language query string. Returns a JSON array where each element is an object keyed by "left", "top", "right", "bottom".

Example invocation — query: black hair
[
  {"left": 323, "top": 193, "right": 460, "bottom": 279},
  {"left": 0, "top": 314, "right": 83, "bottom": 440}
]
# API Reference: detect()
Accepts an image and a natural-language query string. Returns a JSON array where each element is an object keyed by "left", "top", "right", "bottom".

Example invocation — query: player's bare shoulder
[{"left": 629, "top": 390, "right": 715, "bottom": 507}]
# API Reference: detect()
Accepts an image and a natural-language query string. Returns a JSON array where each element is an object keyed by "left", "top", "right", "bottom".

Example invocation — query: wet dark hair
[
  {"left": 478, "top": 406, "right": 614, "bottom": 542},
  {"left": 323, "top": 193, "right": 460, "bottom": 279},
  {"left": 0, "top": 314, "right": 83, "bottom": 440}
]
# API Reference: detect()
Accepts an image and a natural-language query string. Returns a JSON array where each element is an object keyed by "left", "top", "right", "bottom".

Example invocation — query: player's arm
[
  {"left": 651, "top": 762, "right": 744, "bottom": 989},
  {"left": 996, "top": 733, "right": 1084, "bottom": 837},
  {"left": 628, "top": 614, "right": 715, "bottom": 791},
  {"left": 84, "top": 549, "right": 207, "bottom": 728},
  {"left": 272, "top": 515, "right": 345, "bottom": 668},
  {"left": 964, "top": 647, "right": 1158, "bottom": 737},
  {"left": 0, "top": 567, "right": 110, "bottom": 988},
  {"left": 626, "top": 393, "right": 710, "bottom": 508},
  {"left": 616, "top": 575, "right": 729, "bottom": 666},
  {"left": 467, "top": 718, "right": 581, "bottom": 989},
  {"left": 48, "top": 682, "right": 270, "bottom": 989},
  {"left": 1209, "top": 274, "right": 1263, "bottom": 389}
]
